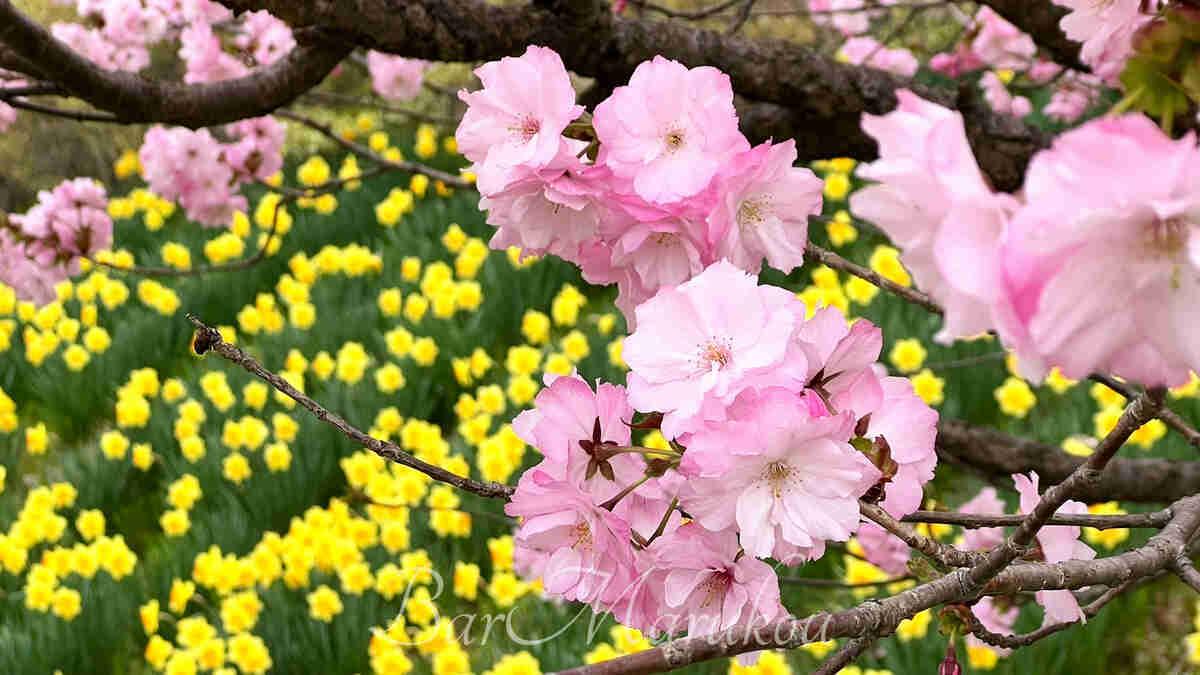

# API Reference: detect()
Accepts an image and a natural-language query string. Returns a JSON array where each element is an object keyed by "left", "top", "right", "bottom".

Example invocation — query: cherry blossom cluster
[
  {"left": 1, "top": 178, "right": 113, "bottom": 304},
  {"left": 850, "top": 90, "right": 1200, "bottom": 388},
  {"left": 505, "top": 261, "right": 939, "bottom": 640},
  {"left": 365, "top": 52, "right": 429, "bottom": 102},
  {"left": 47, "top": 0, "right": 294, "bottom": 83},
  {"left": 138, "top": 116, "right": 285, "bottom": 227},
  {"left": 455, "top": 46, "right": 824, "bottom": 326}
]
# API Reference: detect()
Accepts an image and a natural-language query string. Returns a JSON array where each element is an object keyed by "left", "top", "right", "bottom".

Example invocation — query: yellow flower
[
  {"left": 76, "top": 510, "right": 105, "bottom": 541},
  {"left": 308, "top": 584, "right": 343, "bottom": 622},
  {"left": 145, "top": 635, "right": 174, "bottom": 670},
  {"left": 442, "top": 224, "right": 468, "bottom": 252},
  {"left": 140, "top": 599, "right": 159, "bottom": 635},
  {"left": 228, "top": 632, "right": 272, "bottom": 674},
  {"left": 168, "top": 579, "right": 195, "bottom": 614},
  {"left": 1044, "top": 367, "right": 1077, "bottom": 394},
  {"left": 25, "top": 422, "right": 48, "bottom": 455},
  {"left": 311, "top": 351, "right": 335, "bottom": 380},
  {"left": 888, "top": 338, "right": 927, "bottom": 374},
  {"left": 412, "top": 337, "right": 439, "bottom": 366},
  {"left": 453, "top": 562, "right": 480, "bottom": 600},
  {"left": 161, "top": 509, "right": 191, "bottom": 537},
  {"left": 476, "top": 384, "right": 506, "bottom": 416},
  {"left": 376, "top": 363, "right": 408, "bottom": 393},
  {"left": 844, "top": 276, "right": 878, "bottom": 305},
  {"left": 379, "top": 288, "right": 404, "bottom": 316},
  {"left": 825, "top": 210, "right": 858, "bottom": 247},
  {"left": 1084, "top": 501, "right": 1130, "bottom": 550},
  {"left": 1062, "top": 435, "right": 1095, "bottom": 457},
  {"left": 1089, "top": 382, "right": 1126, "bottom": 409},
  {"left": 966, "top": 644, "right": 999, "bottom": 670},
  {"left": 507, "top": 374, "right": 538, "bottom": 406},
  {"left": 1171, "top": 372, "right": 1199, "bottom": 399},
  {"left": 487, "top": 571, "right": 526, "bottom": 607},
  {"left": 521, "top": 311, "right": 551, "bottom": 345},
  {"left": 561, "top": 330, "right": 591, "bottom": 362},
  {"left": 823, "top": 172, "right": 851, "bottom": 200},
  {"left": 404, "top": 294, "right": 429, "bottom": 323},
  {"left": 868, "top": 245, "right": 911, "bottom": 287},
  {"left": 339, "top": 561, "right": 374, "bottom": 595},
  {"left": 1093, "top": 406, "right": 1122, "bottom": 438},
  {"left": 551, "top": 285, "right": 586, "bottom": 326},
  {"left": 167, "top": 474, "right": 202, "bottom": 510},
  {"left": 83, "top": 326, "right": 111, "bottom": 353},
  {"left": 100, "top": 430, "right": 130, "bottom": 460},
  {"left": 995, "top": 377, "right": 1037, "bottom": 418},
  {"left": 223, "top": 453, "right": 252, "bottom": 485},
  {"left": 1129, "top": 419, "right": 1167, "bottom": 450},
  {"left": 297, "top": 155, "right": 331, "bottom": 186},
  {"left": 52, "top": 586, "right": 82, "bottom": 620},
  {"left": 909, "top": 369, "right": 945, "bottom": 406},
  {"left": 896, "top": 609, "right": 932, "bottom": 641}
]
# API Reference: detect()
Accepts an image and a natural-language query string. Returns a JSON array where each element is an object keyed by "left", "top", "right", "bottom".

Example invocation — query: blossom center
[
  {"left": 736, "top": 197, "right": 769, "bottom": 230},
  {"left": 570, "top": 521, "right": 594, "bottom": 551},
  {"left": 1144, "top": 217, "right": 1189, "bottom": 259},
  {"left": 694, "top": 338, "right": 733, "bottom": 372},
  {"left": 697, "top": 569, "right": 732, "bottom": 608},
  {"left": 663, "top": 126, "right": 686, "bottom": 153},
  {"left": 652, "top": 232, "right": 680, "bottom": 247},
  {"left": 762, "top": 461, "right": 795, "bottom": 498},
  {"left": 510, "top": 115, "right": 541, "bottom": 143}
]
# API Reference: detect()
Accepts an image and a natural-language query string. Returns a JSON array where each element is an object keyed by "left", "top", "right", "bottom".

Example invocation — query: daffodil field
[{"left": 2, "top": 114, "right": 1199, "bottom": 675}]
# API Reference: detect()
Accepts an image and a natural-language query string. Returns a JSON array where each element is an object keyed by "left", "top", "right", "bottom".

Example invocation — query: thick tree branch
[
  {"left": 185, "top": 315, "right": 515, "bottom": 500},
  {"left": 0, "top": 0, "right": 349, "bottom": 127},
  {"left": 551, "top": 493, "right": 1200, "bottom": 675},
  {"left": 936, "top": 420, "right": 1200, "bottom": 503},
  {"left": 215, "top": 0, "right": 1046, "bottom": 190}
]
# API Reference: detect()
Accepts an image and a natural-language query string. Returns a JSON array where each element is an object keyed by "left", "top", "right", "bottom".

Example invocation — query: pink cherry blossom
[
  {"left": 366, "top": 52, "right": 428, "bottom": 102},
  {"left": 511, "top": 374, "right": 643, "bottom": 504},
  {"left": 2, "top": 178, "right": 112, "bottom": 303},
  {"left": 139, "top": 126, "right": 247, "bottom": 227},
  {"left": 708, "top": 140, "right": 823, "bottom": 274},
  {"left": 179, "top": 21, "right": 248, "bottom": 83},
  {"left": 979, "top": 72, "right": 1032, "bottom": 118},
  {"left": 969, "top": 8, "right": 1036, "bottom": 70},
  {"left": 787, "top": 306, "right": 885, "bottom": 416},
  {"left": 1053, "top": 0, "right": 1151, "bottom": 84},
  {"left": 1013, "top": 472, "right": 1097, "bottom": 624},
  {"left": 593, "top": 55, "right": 748, "bottom": 204},
  {"left": 650, "top": 523, "right": 785, "bottom": 635},
  {"left": 505, "top": 469, "right": 636, "bottom": 606},
  {"left": 456, "top": 45, "right": 583, "bottom": 194},
  {"left": 855, "top": 522, "right": 910, "bottom": 576},
  {"left": 1002, "top": 115, "right": 1200, "bottom": 386},
  {"left": 623, "top": 260, "right": 797, "bottom": 438},
  {"left": 235, "top": 11, "right": 295, "bottom": 66},
  {"left": 681, "top": 389, "right": 881, "bottom": 563},
  {"left": 1043, "top": 74, "right": 1100, "bottom": 122},
  {"left": 858, "top": 376, "right": 938, "bottom": 518},
  {"left": 851, "top": 90, "right": 1020, "bottom": 344},
  {"left": 958, "top": 487, "right": 1006, "bottom": 552},
  {"left": 837, "top": 37, "right": 919, "bottom": 77}
]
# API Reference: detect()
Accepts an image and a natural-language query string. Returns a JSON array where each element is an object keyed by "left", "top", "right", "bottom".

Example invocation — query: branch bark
[
  {"left": 213, "top": 0, "right": 1046, "bottom": 190},
  {"left": 185, "top": 314, "right": 515, "bottom": 500},
  {"left": 936, "top": 419, "right": 1200, "bottom": 503},
  {"left": 0, "top": 0, "right": 349, "bottom": 127}
]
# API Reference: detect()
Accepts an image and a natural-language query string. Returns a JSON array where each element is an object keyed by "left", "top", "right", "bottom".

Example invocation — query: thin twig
[
  {"left": 902, "top": 508, "right": 1173, "bottom": 530},
  {"left": 278, "top": 109, "right": 470, "bottom": 187},
  {"left": 0, "top": 96, "right": 120, "bottom": 122},
  {"left": 805, "top": 242, "right": 943, "bottom": 315},
  {"left": 861, "top": 501, "right": 983, "bottom": 567},
  {"left": 1090, "top": 374, "right": 1200, "bottom": 449},
  {"left": 185, "top": 314, "right": 515, "bottom": 501},
  {"left": 814, "top": 637, "right": 873, "bottom": 675},
  {"left": 1173, "top": 557, "right": 1200, "bottom": 594}
]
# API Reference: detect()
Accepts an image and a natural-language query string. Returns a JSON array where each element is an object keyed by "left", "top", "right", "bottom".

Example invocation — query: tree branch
[
  {"left": 861, "top": 501, "right": 983, "bottom": 567},
  {"left": 185, "top": 314, "right": 515, "bottom": 500},
  {"left": 0, "top": 0, "right": 349, "bottom": 127},
  {"left": 935, "top": 420, "right": 1200, "bottom": 503},
  {"left": 813, "top": 637, "right": 873, "bottom": 675},
  {"left": 968, "top": 575, "right": 1145, "bottom": 649},
  {"left": 550, "top": 493, "right": 1200, "bottom": 675},
  {"left": 901, "top": 508, "right": 1174, "bottom": 530},
  {"left": 805, "top": 240, "right": 943, "bottom": 315},
  {"left": 1090, "top": 374, "right": 1200, "bottom": 449},
  {"left": 214, "top": 0, "right": 1047, "bottom": 190}
]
